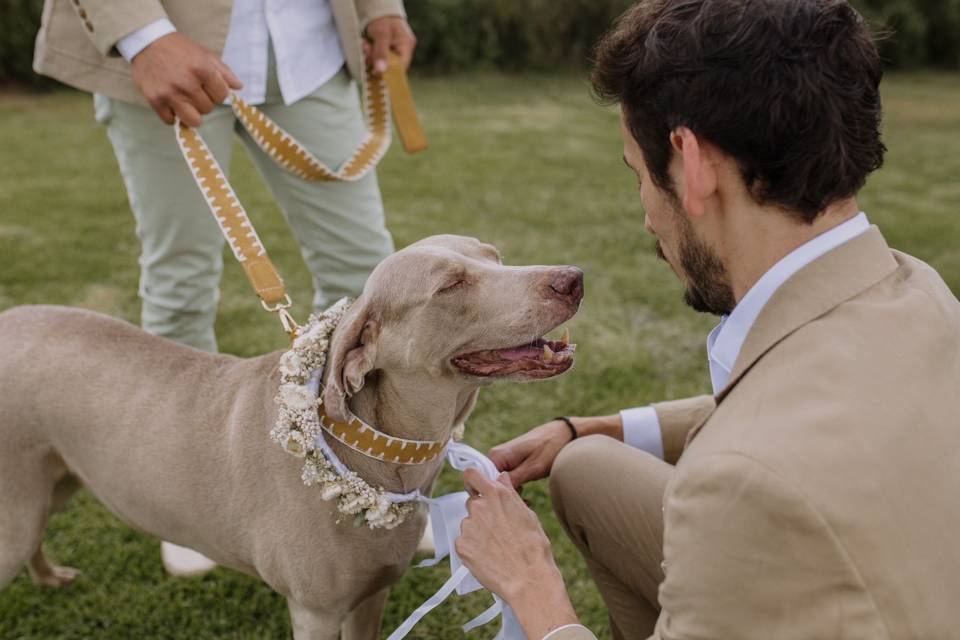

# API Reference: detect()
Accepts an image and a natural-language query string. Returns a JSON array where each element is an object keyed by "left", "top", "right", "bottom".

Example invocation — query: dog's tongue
[{"left": 452, "top": 336, "right": 576, "bottom": 379}]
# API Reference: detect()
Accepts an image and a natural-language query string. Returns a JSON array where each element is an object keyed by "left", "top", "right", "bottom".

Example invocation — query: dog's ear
[{"left": 322, "top": 302, "right": 380, "bottom": 422}]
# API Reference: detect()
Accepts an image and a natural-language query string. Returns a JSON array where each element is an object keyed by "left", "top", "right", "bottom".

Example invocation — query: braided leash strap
[
  {"left": 231, "top": 68, "right": 389, "bottom": 182},
  {"left": 174, "top": 54, "right": 426, "bottom": 338}
]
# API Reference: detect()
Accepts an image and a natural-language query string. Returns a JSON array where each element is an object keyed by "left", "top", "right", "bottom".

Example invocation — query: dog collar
[
  {"left": 271, "top": 298, "right": 447, "bottom": 529},
  {"left": 317, "top": 402, "right": 447, "bottom": 465}
]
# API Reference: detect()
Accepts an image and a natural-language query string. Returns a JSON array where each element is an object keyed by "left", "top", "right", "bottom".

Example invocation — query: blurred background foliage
[{"left": 2, "top": 0, "right": 959, "bottom": 89}]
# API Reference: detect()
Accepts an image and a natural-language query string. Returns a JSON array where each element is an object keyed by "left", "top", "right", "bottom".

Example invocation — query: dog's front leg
[
  {"left": 287, "top": 598, "right": 341, "bottom": 640},
  {"left": 341, "top": 587, "right": 390, "bottom": 640}
]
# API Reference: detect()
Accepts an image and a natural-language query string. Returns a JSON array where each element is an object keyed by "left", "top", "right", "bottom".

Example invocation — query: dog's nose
[{"left": 549, "top": 267, "right": 584, "bottom": 304}]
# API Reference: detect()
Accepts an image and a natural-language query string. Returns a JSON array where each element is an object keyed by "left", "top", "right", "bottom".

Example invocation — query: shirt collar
[{"left": 708, "top": 212, "right": 871, "bottom": 394}]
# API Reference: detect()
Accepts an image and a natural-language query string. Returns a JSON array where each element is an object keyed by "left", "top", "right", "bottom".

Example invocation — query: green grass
[{"left": 1, "top": 71, "right": 959, "bottom": 639}]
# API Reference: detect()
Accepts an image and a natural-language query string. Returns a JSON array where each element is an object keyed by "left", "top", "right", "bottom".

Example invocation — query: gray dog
[{"left": 0, "top": 235, "right": 582, "bottom": 639}]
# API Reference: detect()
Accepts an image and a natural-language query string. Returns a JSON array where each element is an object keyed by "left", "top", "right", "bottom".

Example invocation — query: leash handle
[
  {"left": 383, "top": 52, "right": 428, "bottom": 154},
  {"left": 174, "top": 54, "right": 428, "bottom": 340}
]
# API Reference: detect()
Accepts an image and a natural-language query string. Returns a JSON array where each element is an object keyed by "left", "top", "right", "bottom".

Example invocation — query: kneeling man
[{"left": 455, "top": 1, "right": 960, "bottom": 638}]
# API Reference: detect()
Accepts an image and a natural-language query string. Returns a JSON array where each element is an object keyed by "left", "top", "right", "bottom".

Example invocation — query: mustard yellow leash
[{"left": 174, "top": 53, "right": 426, "bottom": 339}]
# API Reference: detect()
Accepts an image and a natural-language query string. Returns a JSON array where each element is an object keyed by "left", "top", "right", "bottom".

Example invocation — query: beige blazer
[
  {"left": 565, "top": 227, "right": 960, "bottom": 639},
  {"left": 32, "top": 0, "right": 405, "bottom": 105}
]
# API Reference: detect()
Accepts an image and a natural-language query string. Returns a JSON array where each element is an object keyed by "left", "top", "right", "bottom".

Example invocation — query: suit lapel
[
  {"left": 683, "top": 227, "right": 898, "bottom": 449},
  {"left": 716, "top": 227, "right": 898, "bottom": 404}
]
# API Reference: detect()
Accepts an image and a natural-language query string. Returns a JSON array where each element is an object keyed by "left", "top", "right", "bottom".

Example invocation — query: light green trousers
[{"left": 95, "top": 64, "right": 394, "bottom": 352}]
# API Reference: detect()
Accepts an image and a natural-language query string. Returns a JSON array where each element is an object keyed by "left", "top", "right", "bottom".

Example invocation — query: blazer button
[
  {"left": 78, "top": 8, "right": 87, "bottom": 18},
  {"left": 84, "top": 20, "right": 94, "bottom": 32},
  {"left": 72, "top": 0, "right": 79, "bottom": 4}
]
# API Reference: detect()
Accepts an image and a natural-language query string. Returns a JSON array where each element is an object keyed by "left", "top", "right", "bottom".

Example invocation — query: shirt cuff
[
  {"left": 542, "top": 623, "right": 596, "bottom": 639},
  {"left": 620, "top": 406, "right": 664, "bottom": 459},
  {"left": 116, "top": 19, "right": 177, "bottom": 62}
]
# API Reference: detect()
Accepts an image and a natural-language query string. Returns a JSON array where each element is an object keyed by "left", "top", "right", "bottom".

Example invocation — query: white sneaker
[{"left": 161, "top": 541, "right": 217, "bottom": 577}]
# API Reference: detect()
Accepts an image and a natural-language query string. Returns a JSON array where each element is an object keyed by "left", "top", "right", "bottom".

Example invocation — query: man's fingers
[
  {"left": 196, "top": 65, "right": 231, "bottom": 104},
  {"left": 202, "top": 75, "right": 230, "bottom": 105},
  {"left": 506, "top": 460, "right": 543, "bottom": 489},
  {"left": 369, "top": 32, "right": 391, "bottom": 75},
  {"left": 463, "top": 467, "right": 498, "bottom": 497},
  {"left": 152, "top": 103, "right": 176, "bottom": 126},
  {"left": 185, "top": 85, "right": 216, "bottom": 115},
  {"left": 215, "top": 59, "right": 244, "bottom": 90},
  {"left": 488, "top": 444, "right": 523, "bottom": 472},
  {"left": 392, "top": 27, "right": 416, "bottom": 70},
  {"left": 170, "top": 98, "right": 203, "bottom": 128}
]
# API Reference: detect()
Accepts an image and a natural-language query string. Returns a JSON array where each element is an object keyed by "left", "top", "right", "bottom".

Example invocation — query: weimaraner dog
[{"left": 0, "top": 235, "right": 583, "bottom": 639}]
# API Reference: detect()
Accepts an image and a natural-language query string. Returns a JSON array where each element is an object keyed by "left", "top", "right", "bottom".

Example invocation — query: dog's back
[{"left": 0, "top": 306, "right": 274, "bottom": 586}]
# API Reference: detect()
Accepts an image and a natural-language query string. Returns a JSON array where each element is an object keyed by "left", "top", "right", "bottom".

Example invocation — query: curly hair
[{"left": 592, "top": 0, "right": 886, "bottom": 223}]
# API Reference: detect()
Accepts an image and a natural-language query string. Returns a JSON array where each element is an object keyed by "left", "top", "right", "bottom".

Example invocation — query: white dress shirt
[
  {"left": 621, "top": 212, "right": 872, "bottom": 456},
  {"left": 116, "top": 0, "right": 345, "bottom": 105}
]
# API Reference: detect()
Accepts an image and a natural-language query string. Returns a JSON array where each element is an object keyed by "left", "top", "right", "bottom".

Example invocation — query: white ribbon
[{"left": 386, "top": 441, "right": 527, "bottom": 640}]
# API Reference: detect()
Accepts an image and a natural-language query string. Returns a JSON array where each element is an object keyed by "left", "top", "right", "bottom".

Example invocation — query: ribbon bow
[{"left": 387, "top": 441, "right": 526, "bottom": 640}]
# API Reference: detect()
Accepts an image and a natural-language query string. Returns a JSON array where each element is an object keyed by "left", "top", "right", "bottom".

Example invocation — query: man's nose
[{"left": 549, "top": 267, "right": 584, "bottom": 305}]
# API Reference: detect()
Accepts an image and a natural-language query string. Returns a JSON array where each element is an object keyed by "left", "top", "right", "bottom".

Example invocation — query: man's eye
[{"left": 437, "top": 279, "right": 468, "bottom": 295}]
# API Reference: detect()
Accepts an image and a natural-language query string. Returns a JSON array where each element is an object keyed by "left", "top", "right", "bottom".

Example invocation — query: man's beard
[{"left": 655, "top": 207, "right": 735, "bottom": 316}]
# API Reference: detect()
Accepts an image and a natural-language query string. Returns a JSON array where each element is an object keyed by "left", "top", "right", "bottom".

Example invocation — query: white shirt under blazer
[{"left": 117, "top": 0, "right": 345, "bottom": 105}]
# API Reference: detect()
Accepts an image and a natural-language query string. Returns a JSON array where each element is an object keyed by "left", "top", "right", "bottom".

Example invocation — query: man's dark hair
[{"left": 593, "top": 0, "right": 886, "bottom": 223}]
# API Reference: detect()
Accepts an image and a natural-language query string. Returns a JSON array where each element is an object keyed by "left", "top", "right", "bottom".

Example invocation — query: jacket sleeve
[
  {"left": 652, "top": 395, "right": 716, "bottom": 464},
  {"left": 354, "top": 0, "right": 406, "bottom": 30},
  {"left": 650, "top": 453, "right": 884, "bottom": 640},
  {"left": 65, "top": 0, "right": 169, "bottom": 56}
]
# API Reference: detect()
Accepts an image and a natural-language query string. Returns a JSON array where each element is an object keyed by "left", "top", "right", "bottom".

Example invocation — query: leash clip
[{"left": 261, "top": 295, "right": 300, "bottom": 340}]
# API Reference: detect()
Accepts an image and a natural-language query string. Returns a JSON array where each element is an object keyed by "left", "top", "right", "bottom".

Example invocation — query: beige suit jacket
[
  {"left": 565, "top": 227, "right": 960, "bottom": 639},
  {"left": 32, "top": 0, "right": 404, "bottom": 105}
]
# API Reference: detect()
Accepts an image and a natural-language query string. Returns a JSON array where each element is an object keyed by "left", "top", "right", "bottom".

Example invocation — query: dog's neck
[{"left": 326, "top": 372, "right": 477, "bottom": 494}]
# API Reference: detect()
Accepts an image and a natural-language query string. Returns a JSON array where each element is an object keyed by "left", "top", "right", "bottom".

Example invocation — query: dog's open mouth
[{"left": 452, "top": 329, "right": 576, "bottom": 379}]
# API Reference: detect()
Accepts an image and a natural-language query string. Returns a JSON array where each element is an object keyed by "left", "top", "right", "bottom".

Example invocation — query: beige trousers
[
  {"left": 551, "top": 435, "right": 672, "bottom": 640},
  {"left": 95, "top": 59, "right": 393, "bottom": 353}
]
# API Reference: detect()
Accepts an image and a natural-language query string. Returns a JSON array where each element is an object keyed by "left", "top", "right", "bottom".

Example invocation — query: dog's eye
[{"left": 436, "top": 279, "right": 468, "bottom": 295}]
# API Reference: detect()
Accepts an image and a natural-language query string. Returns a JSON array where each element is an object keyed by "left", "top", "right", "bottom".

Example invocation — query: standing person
[
  {"left": 34, "top": 0, "right": 415, "bottom": 576},
  {"left": 452, "top": 1, "right": 960, "bottom": 639}
]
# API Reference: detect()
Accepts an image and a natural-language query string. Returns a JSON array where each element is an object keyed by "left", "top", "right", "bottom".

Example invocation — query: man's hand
[
  {"left": 488, "top": 419, "right": 575, "bottom": 489},
  {"left": 131, "top": 33, "right": 243, "bottom": 127},
  {"left": 457, "top": 469, "right": 580, "bottom": 638},
  {"left": 364, "top": 16, "right": 416, "bottom": 74}
]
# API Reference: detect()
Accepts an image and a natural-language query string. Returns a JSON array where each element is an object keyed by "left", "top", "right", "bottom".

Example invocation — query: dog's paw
[{"left": 31, "top": 565, "right": 80, "bottom": 588}]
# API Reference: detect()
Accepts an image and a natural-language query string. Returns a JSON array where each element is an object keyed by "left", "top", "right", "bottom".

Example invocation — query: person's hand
[
  {"left": 130, "top": 32, "right": 243, "bottom": 126},
  {"left": 364, "top": 16, "right": 417, "bottom": 74},
  {"left": 488, "top": 419, "right": 574, "bottom": 488},
  {"left": 456, "top": 469, "right": 579, "bottom": 638}
]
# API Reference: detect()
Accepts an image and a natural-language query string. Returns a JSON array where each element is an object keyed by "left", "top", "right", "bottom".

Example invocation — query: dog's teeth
[
  {"left": 560, "top": 328, "right": 570, "bottom": 346},
  {"left": 543, "top": 344, "right": 556, "bottom": 362}
]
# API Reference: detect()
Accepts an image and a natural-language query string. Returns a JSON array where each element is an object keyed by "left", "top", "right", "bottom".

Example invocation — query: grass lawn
[{"left": 1, "top": 71, "right": 958, "bottom": 639}]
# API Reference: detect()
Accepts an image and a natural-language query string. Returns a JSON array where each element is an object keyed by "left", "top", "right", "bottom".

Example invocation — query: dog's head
[{"left": 321, "top": 235, "right": 583, "bottom": 422}]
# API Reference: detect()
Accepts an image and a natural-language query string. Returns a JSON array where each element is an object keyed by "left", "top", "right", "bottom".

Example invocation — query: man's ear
[
  {"left": 321, "top": 301, "right": 380, "bottom": 422},
  {"left": 671, "top": 126, "right": 717, "bottom": 218}
]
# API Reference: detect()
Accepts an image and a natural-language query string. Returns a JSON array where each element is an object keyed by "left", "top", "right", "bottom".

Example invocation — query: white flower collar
[{"left": 270, "top": 298, "right": 445, "bottom": 529}]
